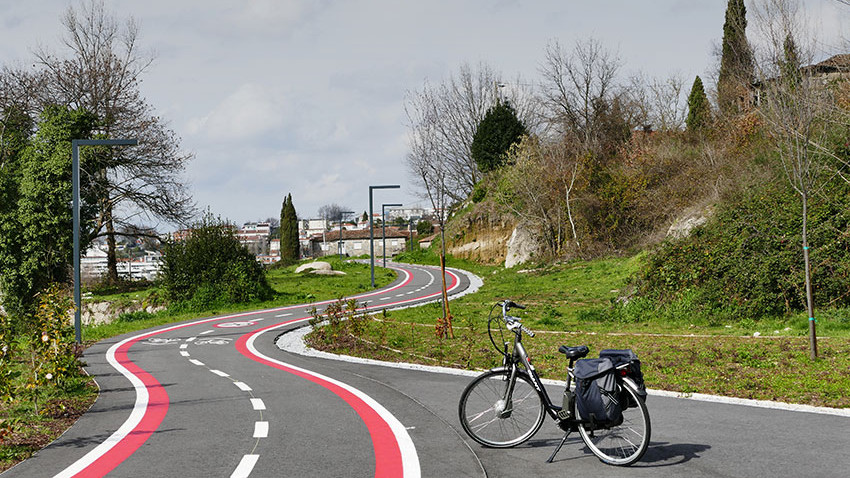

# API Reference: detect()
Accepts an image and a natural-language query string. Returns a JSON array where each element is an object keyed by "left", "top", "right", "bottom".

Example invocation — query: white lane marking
[
  {"left": 380, "top": 297, "right": 390, "bottom": 301},
  {"left": 250, "top": 398, "right": 266, "bottom": 410},
  {"left": 230, "top": 454, "right": 259, "bottom": 478},
  {"left": 180, "top": 351, "right": 190, "bottom": 357},
  {"left": 179, "top": 343, "right": 188, "bottom": 349},
  {"left": 189, "top": 359, "right": 204, "bottom": 366},
  {"left": 186, "top": 336, "right": 197, "bottom": 342},
  {"left": 275, "top": 313, "right": 292, "bottom": 318},
  {"left": 199, "top": 329, "right": 215, "bottom": 335},
  {"left": 253, "top": 421, "right": 269, "bottom": 438},
  {"left": 210, "top": 369, "right": 230, "bottom": 377},
  {"left": 246, "top": 327, "right": 421, "bottom": 478},
  {"left": 234, "top": 381, "right": 252, "bottom": 392}
]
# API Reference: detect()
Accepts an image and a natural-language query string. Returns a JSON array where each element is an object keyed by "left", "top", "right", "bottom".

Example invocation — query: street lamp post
[
  {"left": 338, "top": 210, "right": 354, "bottom": 260},
  {"left": 73, "top": 139, "right": 138, "bottom": 345},
  {"left": 368, "top": 185, "right": 400, "bottom": 288},
  {"left": 381, "top": 203, "right": 402, "bottom": 267}
]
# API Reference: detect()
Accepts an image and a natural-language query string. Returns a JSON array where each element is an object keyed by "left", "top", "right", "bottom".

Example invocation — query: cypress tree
[
  {"left": 686, "top": 76, "right": 712, "bottom": 133},
  {"left": 279, "top": 193, "right": 299, "bottom": 263},
  {"left": 717, "top": 0, "right": 754, "bottom": 116}
]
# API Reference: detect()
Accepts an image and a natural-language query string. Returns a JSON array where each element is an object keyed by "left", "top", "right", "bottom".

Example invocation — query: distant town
[{"left": 81, "top": 207, "right": 437, "bottom": 282}]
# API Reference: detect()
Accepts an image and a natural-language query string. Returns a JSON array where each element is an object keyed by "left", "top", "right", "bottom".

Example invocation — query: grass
[
  {"left": 307, "top": 249, "right": 850, "bottom": 409},
  {"left": 1, "top": 258, "right": 396, "bottom": 471}
]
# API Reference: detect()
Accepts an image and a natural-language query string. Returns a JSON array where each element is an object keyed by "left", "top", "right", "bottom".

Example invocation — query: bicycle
[{"left": 458, "top": 300, "right": 651, "bottom": 466}]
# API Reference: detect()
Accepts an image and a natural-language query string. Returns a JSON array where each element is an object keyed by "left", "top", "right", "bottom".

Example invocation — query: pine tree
[
  {"left": 686, "top": 76, "right": 712, "bottom": 133},
  {"left": 279, "top": 193, "right": 299, "bottom": 263},
  {"left": 717, "top": 0, "right": 754, "bottom": 116},
  {"left": 470, "top": 101, "right": 528, "bottom": 173}
]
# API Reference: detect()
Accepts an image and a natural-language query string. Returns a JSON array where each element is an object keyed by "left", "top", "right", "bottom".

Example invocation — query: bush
[
  {"left": 634, "top": 177, "right": 850, "bottom": 320},
  {"left": 159, "top": 214, "right": 273, "bottom": 309}
]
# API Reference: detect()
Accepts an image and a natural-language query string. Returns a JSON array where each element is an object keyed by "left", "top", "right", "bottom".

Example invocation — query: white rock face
[
  {"left": 295, "top": 261, "right": 332, "bottom": 273},
  {"left": 667, "top": 205, "right": 713, "bottom": 239},
  {"left": 504, "top": 224, "right": 543, "bottom": 268},
  {"left": 310, "top": 270, "right": 346, "bottom": 276}
]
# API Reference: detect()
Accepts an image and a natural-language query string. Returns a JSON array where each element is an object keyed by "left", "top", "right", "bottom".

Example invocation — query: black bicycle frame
[{"left": 495, "top": 331, "right": 565, "bottom": 421}]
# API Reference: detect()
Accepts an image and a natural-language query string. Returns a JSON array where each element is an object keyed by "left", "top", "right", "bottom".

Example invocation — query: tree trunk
[
  {"left": 105, "top": 204, "right": 120, "bottom": 284},
  {"left": 801, "top": 193, "right": 818, "bottom": 360}
]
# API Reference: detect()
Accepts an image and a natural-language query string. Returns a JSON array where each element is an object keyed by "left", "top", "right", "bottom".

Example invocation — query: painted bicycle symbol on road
[
  {"left": 195, "top": 337, "right": 233, "bottom": 345},
  {"left": 214, "top": 321, "right": 257, "bottom": 328}
]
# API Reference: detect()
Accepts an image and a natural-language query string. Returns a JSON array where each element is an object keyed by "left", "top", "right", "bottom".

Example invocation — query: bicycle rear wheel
[
  {"left": 577, "top": 379, "right": 651, "bottom": 466},
  {"left": 458, "top": 370, "right": 545, "bottom": 448}
]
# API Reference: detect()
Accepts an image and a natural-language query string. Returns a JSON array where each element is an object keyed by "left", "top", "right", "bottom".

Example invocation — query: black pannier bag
[
  {"left": 573, "top": 357, "right": 623, "bottom": 426},
  {"left": 599, "top": 349, "right": 647, "bottom": 407}
]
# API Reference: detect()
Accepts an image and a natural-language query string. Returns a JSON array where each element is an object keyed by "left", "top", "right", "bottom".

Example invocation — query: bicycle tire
[
  {"left": 458, "top": 369, "right": 545, "bottom": 448},
  {"left": 577, "top": 379, "right": 651, "bottom": 466}
]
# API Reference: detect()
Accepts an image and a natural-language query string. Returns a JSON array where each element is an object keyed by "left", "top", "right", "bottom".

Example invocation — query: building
[
  {"left": 308, "top": 227, "right": 410, "bottom": 258},
  {"left": 81, "top": 245, "right": 162, "bottom": 281},
  {"left": 237, "top": 222, "right": 271, "bottom": 256}
]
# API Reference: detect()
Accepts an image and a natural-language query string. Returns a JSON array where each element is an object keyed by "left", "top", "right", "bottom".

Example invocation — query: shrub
[
  {"left": 634, "top": 177, "right": 850, "bottom": 320},
  {"left": 159, "top": 214, "right": 273, "bottom": 309}
]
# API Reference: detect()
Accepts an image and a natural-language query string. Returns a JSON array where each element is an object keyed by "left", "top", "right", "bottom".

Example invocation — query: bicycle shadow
[
  {"left": 636, "top": 441, "right": 711, "bottom": 467},
  {"left": 521, "top": 438, "right": 710, "bottom": 467}
]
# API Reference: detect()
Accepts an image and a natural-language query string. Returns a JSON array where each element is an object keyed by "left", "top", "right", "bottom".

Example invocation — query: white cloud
[{"left": 187, "top": 83, "right": 289, "bottom": 142}]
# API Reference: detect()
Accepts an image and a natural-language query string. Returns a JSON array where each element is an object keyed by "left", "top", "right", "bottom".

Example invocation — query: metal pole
[
  {"left": 72, "top": 141, "right": 81, "bottom": 345},
  {"left": 368, "top": 185, "right": 399, "bottom": 288},
  {"left": 72, "top": 139, "right": 137, "bottom": 345}
]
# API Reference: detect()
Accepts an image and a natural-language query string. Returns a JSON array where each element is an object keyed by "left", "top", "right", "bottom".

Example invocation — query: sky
[{"left": 1, "top": 1, "right": 847, "bottom": 229}]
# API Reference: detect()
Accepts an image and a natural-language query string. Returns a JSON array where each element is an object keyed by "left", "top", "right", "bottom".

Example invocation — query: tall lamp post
[
  {"left": 337, "top": 210, "right": 354, "bottom": 259},
  {"left": 368, "top": 185, "right": 399, "bottom": 287},
  {"left": 73, "top": 138, "right": 137, "bottom": 345},
  {"left": 381, "top": 203, "right": 402, "bottom": 267}
]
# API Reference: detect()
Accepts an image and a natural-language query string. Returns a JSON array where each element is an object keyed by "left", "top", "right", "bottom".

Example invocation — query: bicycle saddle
[{"left": 557, "top": 345, "right": 589, "bottom": 359}]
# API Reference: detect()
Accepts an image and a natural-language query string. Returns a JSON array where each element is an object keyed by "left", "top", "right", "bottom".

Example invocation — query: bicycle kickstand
[{"left": 546, "top": 430, "right": 571, "bottom": 463}]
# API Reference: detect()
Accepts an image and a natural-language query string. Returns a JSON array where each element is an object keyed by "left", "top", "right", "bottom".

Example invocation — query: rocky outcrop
[
  {"left": 504, "top": 223, "right": 545, "bottom": 268},
  {"left": 295, "top": 261, "right": 332, "bottom": 273},
  {"left": 667, "top": 205, "right": 714, "bottom": 239},
  {"left": 80, "top": 300, "right": 165, "bottom": 326}
]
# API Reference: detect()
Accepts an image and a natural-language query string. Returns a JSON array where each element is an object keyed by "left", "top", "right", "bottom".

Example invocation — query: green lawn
[{"left": 307, "top": 251, "right": 850, "bottom": 409}]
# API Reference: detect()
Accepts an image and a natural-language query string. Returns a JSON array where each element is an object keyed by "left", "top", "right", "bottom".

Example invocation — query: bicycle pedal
[{"left": 557, "top": 409, "right": 571, "bottom": 420}]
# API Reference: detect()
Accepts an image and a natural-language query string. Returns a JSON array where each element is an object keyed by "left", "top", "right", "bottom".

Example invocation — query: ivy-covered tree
[
  {"left": 470, "top": 101, "right": 528, "bottom": 173},
  {"left": 686, "top": 76, "right": 711, "bottom": 133},
  {"left": 717, "top": 0, "right": 754, "bottom": 116},
  {"left": 0, "top": 105, "right": 98, "bottom": 319},
  {"left": 279, "top": 193, "right": 299, "bottom": 263}
]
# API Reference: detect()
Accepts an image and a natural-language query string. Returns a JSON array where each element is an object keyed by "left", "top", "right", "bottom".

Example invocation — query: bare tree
[
  {"left": 405, "top": 94, "right": 455, "bottom": 338},
  {"left": 405, "top": 63, "right": 538, "bottom": 202},
  {"left": 494, "top": 136, "right": 584, "bottom": 257},
  {"left": 34, "top": 0, "right": 193, "bottom": 282},
  {"left": 538, "top": 38, "right": 625, "bottom": 156},
  {"left": 628, "top": 73, "right": 688, "bottom": 132},
  {"left": 752, "top": 0, "right": 850, "bottom": 359}
]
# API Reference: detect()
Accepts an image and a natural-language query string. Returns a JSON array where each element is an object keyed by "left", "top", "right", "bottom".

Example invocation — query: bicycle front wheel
[
  {"left": 458, "top": 369, "right": 545, "bottom": 448},
  {"left": 577, "top": 379, "right": 651, "bottom": 466}
]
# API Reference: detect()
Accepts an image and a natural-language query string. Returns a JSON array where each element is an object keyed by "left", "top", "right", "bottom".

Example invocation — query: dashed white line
[
  {"left": 179, "top": 344, "right": 188, "bottom": 349},
  {"left": 250, "top": 398, "right": 266, "bottom": 410},
  {"left": 189, "top": 359, "right": 204, "bottom": 366},
  {"left": 199, "top": 330, "right": 215, "bottom": 335},
  {"left": 180, "top": 351, "right": 190, "bottom": 357},
  {"left": 210, "top": 369, "right": 230, "bottom": 377},
  {"left": 275, "top": 313, "right": 292, "bottom": 318},
  {"left": 234, "top": 382, "right": 252, "bottom": 392},
  {"left": 253, "top": 421, "right": 269, "bottom": 438},
  {"left": 230, "top": 454, "right": 259, "bottom": 478},
  {"left": 186, "top": 336, "right": 197, "bottom": 342}
]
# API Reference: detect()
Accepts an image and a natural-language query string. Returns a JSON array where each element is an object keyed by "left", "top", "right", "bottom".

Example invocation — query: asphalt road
[{"left": 4, "top": 262, "right": 849, "bottom": 477}]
